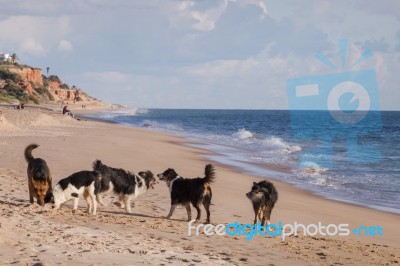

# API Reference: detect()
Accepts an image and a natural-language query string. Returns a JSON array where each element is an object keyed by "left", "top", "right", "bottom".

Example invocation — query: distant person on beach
[
  {"left": 62, "top": 105, "right": 74, "bottom": 118},
  {"left": 15, "top": 103, "right": 24, "bottom": 110}
]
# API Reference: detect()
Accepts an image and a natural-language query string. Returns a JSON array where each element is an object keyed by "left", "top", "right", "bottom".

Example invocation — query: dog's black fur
[
  {"left": 246, "top": 180, "right": 278, "bottom": 226},
  {"left": 158, "top": 164, "right": 215, "bottom": 224},
  {"left": 57, "top": 171, "right": 101, "bottom": 192},
  {"left": 24, "top": 144, "right": 52, "bottom": 206},
  {"left": 45, "top": 170, "right": 101, "bottom": 215},
  {"left": 92, "top": 160, "right": 156, "bottom": 213},
  {"left": 45, "top": 171, "right": 102, "bottom": 206}
]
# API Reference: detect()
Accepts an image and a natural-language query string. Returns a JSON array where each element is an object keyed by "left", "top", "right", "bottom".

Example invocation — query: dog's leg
[
  {"left": 92, "top": 194, "right": 97, "bottom": 215},
  {"left": 96, "top": 194, "right": 105, "bottom": 206},
  {"left": 119, "top": 195, "right": 126, "bottom": 209},
  {"left": 124, "top": 196, "right": 132, "bottom": 213},
  {"left": 84, "top": 190, "right": 92, "bottom": 214},
  {"left": 258, "top": 209, "right": 263, "bottom": 224},
  {"left": 193, "top": 204, "right": 201, "bottom": 222},
  {"left": 254, "top": 208, "right": 260, "bottom": 225},
  {"left": 28, "top": 180, "right": 34, "bottom": 204},
  {"left": 185, "top": 204, "right": 192, "bottom": 221},
  {"left": 87, "top": 199, "right": 93, "bottom": 214},
  {"left": 89, "top": 190, "right": 97, "bottom": 215},
  {"left": 166, "top": 204, "right": 177, "bottom": 219},
  {"left": 265, "top": 207, "right": 272, "bottom": 226},
  {"left": 72, "top": 197, "right": 79, "bottom": 213},
  {"left": 29, "top": 192, "right": 34, "bottom": 204},
  {"left": 264, "top": 207, "right": 274, "bottom": 232},
  {"left": 203, "top": 203, "right": 211, "bottom": 224}
]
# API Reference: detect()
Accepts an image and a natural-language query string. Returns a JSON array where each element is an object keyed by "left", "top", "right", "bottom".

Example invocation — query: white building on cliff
[{"left": 0, "top": 53, "right": 11, "bottom": 61}]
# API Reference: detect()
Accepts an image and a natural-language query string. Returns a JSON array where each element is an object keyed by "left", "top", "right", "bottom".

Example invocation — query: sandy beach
[{"left": 0, "top": 104, "right": 399, "bottom": 265}]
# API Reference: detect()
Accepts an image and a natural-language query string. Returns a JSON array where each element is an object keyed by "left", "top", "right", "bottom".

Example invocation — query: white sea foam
[
  {"left": 94, "top": 108, "right": 141, "bottom": 119},
  {"left": 301, "top": 161, "right": 322, "bottom": 169},
  {"left": 263, "top": 136, "right": 302, "bottom": 154},
  {"left": 141, "top": 120, "right": 183, "bottom": 131},
  {"left": 232, "top": 128, "right": 254, "bottom": 140}
]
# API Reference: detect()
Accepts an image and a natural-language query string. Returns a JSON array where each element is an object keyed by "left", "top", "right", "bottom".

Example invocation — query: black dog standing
[{"left": 246, "top": 180, "right": 278, "bottom": 226}]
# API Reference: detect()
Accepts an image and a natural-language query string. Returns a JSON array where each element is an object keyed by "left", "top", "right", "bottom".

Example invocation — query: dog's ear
[
  {"left": 44, "top": 190, "right": 54, "bottom": 203},
  {"left": 146, "top": 171, "right": 154, "bottom": 178},
  {"left": 253, "top": 182, "right": 257, "bottom": 186}
]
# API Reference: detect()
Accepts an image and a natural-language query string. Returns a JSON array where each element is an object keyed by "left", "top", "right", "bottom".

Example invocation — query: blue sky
[{"left": 0, "top": 0, "right": 399, "bottom": 110}]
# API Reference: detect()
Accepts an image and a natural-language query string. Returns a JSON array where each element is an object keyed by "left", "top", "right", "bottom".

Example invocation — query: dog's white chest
[{"left": 168, "top": 176, "right": 181, "bottom": 194}]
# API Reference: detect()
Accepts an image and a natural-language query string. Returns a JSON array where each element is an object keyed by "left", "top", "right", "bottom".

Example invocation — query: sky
[{"left": 0, "top": 0, "right": 399, "bottom": 110}]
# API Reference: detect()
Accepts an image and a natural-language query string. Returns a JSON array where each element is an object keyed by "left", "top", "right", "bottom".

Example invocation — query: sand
[{"left": 0, "top": 104, "right": 399, "bottom": 265}]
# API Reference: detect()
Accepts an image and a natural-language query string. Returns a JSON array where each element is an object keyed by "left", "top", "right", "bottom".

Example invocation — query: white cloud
[
  {"left": 235, "top": 0, "right": 269, "bottom": 19},
  {"left": 191, "top": 0, "right": 228, "bottom": 31},
  {"left": 83, "top": 71, "right": 131, "bottom": 83},
  {"left": 177, "top": 1, "right": 194, "bottom": 11},
  {"left": 20, "top": 38, "right": 46, "bottom": 55},
  {"left": 58, "top": 40, "right": 73, "bottom": 52},
  {"left": 0, "top": 0, "right": 398, "bottom": 109},
  {"left": 0, "top": 15, "right": 72, "bottom": 56}
]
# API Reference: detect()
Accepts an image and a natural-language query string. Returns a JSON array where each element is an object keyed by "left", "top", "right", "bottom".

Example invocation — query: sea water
[{"left": 88, "top": 109, "right": 400, "bottom": 214}]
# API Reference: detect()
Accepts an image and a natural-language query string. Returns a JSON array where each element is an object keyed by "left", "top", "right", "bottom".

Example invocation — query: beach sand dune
[{"left": 0, "top": 106, "right": 399, "bottom": 265}]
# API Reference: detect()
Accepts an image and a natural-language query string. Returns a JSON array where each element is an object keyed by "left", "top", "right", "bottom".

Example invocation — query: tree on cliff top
[
  {"left": 10, "top": 53, "right": 19, "bottom": 64},
  {"left": 47, "top": 75, "right": 62, "bottom": 83}
]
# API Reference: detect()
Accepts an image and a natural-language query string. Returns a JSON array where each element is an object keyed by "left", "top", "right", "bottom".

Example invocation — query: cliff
[
  {"left": 7, "top": 66, "right": 43, "bottom": 86},
  {"left": 0, "top": 62, "right": 98, "bottom": 105}
]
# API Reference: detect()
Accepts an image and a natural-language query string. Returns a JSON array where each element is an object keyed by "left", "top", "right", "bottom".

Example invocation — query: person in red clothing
[{"left": 62, "top": 105, "right": 74, "bottom": 118}]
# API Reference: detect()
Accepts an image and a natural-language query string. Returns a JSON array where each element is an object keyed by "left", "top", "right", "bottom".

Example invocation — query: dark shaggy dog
[
  {"left": 45, "top": 171, "right": 101, "bottom": 215},
  {"left": 246, "top": 180, "right": 278, "bottom": 226},
  {"left": 157, "top": 164, "right": 215, "bottom": 224},
  {"left": 24, "top": 144, "right": 52, "bottom": 206},
  {"left": 92, "top": 160, "right": 156, "bottom": 213}
]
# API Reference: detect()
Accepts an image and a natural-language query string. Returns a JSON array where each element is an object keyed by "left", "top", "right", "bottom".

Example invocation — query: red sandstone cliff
[{"left": 8, "top": 67, "right": 43, "bottom": 86}]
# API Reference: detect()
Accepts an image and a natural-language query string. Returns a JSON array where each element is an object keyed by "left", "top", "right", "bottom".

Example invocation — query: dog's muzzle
[
  {"left": 157, "top": 174, "right": 165, "bottom": 180},
  {"left": 150, "top": 180, "right": 157, "bottom": 189}
]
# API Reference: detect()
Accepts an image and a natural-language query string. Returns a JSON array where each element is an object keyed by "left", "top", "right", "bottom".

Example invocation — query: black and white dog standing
[
  {"left": 158, "top": 164, "right": 215, "bottom": 224},
  {"left": 45, "top": 171, "right": 101, "bottom": 215},
  {"left": 92, "top": 160, "right": 156, "bottom": 213}
]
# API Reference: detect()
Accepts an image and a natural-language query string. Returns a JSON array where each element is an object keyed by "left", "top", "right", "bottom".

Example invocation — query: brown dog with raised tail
[{"left": 24, "top": 144, "right": 52, "bottom": 206}]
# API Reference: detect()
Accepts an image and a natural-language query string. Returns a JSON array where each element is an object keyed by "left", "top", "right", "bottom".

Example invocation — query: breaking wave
[{"left": 232, "top": 128, "right": 255, "bottom": 140}]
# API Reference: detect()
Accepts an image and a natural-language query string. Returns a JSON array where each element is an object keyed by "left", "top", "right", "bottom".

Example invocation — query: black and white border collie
[
  {"left": 45, "top": 171, "right": 101, "bottom": 215},
  {"left": 92, "top": 160, "right": 156, "bottom": 213},
  {"left": 157, "top": 164, "right": 215, "bottom": 224}
]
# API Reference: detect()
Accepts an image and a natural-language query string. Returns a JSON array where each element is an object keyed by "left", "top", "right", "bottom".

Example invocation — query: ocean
[{"left": 87, "top": 109, "right": 400, "bottom": 214}]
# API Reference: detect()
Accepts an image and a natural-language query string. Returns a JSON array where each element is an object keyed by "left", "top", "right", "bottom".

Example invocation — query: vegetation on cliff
[{"left": 0, "top": 60, "right": 94, "bottom": 104}]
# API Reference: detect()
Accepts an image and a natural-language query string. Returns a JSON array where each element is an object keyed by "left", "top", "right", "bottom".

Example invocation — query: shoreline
[
  {"left": 81, "top": 110, "right": 400, "bottom": 216},
  {"left": 1, "top": 105, "right": 399, "bottom": 265}
]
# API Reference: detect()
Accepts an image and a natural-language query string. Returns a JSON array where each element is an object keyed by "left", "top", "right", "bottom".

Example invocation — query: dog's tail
[
  {"left": 92, "top": 160, "right": 104, "bottom": 172},
  {"left": 24, "top": 144, "right": 39, "bottom": 163},
  {"left": 94, "top": 171, "right": 102, "bottom": 195},
  {"left": 203, "top": 164, "right": 215, "bottom": 184}
]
